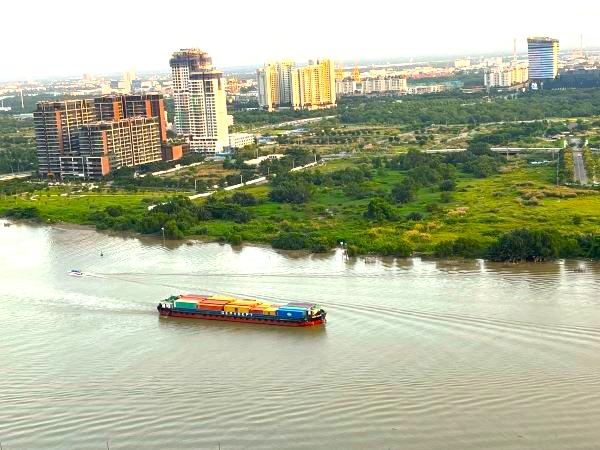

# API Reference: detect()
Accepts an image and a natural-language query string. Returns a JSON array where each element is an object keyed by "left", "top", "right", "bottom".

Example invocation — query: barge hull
[{"left": 159, "top": 309, "right": 325, "bottom": 327}]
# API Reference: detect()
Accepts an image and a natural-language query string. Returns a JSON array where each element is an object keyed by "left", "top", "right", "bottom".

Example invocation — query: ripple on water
[{"left": 2, "top": 224, "right": 600, "bottom": 449}]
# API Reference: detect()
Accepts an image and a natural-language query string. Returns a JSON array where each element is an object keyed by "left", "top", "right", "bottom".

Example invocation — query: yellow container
[
  {"left": 263, "top": 308, "right": 278, "bottom": 316},
  {"left": 224, "top": 305, "right": 251, "bottom": 314},
  {"left": 255, "top": 303, "right": 272, "bottom": 309},
  {"left": 229, "top": 300, "right": 259, "bottom": 307}
]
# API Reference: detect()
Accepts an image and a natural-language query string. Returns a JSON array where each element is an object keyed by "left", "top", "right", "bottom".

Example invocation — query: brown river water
[{"left": 1, "top": 219, "right": 600, "bottom": 450}]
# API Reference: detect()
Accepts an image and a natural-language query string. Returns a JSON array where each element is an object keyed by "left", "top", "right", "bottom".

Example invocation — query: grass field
[{"left": 0, "top": 189, "right": 177, "bottom": 224}]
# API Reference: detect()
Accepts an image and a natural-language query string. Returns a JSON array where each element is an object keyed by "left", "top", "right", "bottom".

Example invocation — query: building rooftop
[{"left": 527, "top": 37, "right": 559, "bottom": 43}]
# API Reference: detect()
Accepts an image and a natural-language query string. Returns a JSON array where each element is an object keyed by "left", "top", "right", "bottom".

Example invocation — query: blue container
[{"left": 276, "top": 307, "right": 307, "bottom": 319}]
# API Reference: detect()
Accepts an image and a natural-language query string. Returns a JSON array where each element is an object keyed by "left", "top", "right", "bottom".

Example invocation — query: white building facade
[
  {"left": 229, "top": 132, "right": 256, "bottom": 149},
  {"left": 170, "top": 49, "right": 230, "bottom": 154}
]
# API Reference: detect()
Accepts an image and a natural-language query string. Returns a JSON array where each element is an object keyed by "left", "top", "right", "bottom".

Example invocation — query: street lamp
[{"left": 161, "top": 227, "right": 165, "bottom": 246}]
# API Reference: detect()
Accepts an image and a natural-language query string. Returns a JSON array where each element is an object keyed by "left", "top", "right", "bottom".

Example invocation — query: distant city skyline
[{"left": 2, "top": 0, "right": 600, "bottom": 80}]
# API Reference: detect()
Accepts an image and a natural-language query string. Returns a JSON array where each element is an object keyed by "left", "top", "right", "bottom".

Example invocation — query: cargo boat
[{"left": 157, "top": 294, "right": 326, "bottom": 327}]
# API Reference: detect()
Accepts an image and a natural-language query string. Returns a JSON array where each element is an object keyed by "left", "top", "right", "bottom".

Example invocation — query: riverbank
[{"left": 2, "top": 157, "right": 600, "bottom": 261}]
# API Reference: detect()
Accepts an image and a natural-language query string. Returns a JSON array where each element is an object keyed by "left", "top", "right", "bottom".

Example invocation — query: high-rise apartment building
[
  {"left": 293, "top": 59, "right": 337, "bottom": 110},
  {"left": 527, "top": 37, "right": 559, "bottom": 81},
  {"left": 35, "top": 95, "right": 168, "bottom": 179},
  {"left": 361, "top": 76, "right": 408, "bottom": 94},
  {"left": 257, "top": 59, "right": 336, "bottom": 111},
  {"left": 257, "top": 61, "right": 296, "bottom": 111},
  {"left": 77, "top": 117, "right": 162, "bottom": 178},
  {"left": 34, "top": 100, "right": 95, "bottom": 177},
  {"left": 257, "top": 64, "right": 279, "bottom": 112},
  {"left": 484, "top": 61, "right": 529, "bottom": 89},
  {"left": 169, "top": 48, "right": 230, "bottom": 154},
  {"left": 94, "top": 94, "right": 167, "bottom": 142}
]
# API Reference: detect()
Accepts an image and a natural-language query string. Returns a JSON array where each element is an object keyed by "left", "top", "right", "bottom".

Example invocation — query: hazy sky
[{"left": 2, "top": 0, "right": 600, "bottom": 80}]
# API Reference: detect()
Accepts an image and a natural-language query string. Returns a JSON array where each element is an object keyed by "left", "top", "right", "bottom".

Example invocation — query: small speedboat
[{"left": 68, "top": 269, "right": 84, "bottom": 277}]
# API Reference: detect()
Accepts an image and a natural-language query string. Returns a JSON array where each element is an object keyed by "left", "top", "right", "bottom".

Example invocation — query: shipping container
[
  {"left": 198, "top": 299, "right": 231, "bottom": 305},
  {"left": 228, "top": 300, "right": 259, "bottom": 307},
  {"left": 174, "top": 301, "right": 198, "bottom": 309},
  {"left": 262, "top": 307, "right": 278, "bottom": 316},
  {"left": 276, "top": 307, "right": 307, "bottom": 319},
  {"left": 224, "top": 305, "right": 251, "bottom": 314},
  {"left": 196, "top": 303, "right": 224, "bottom": 311}
]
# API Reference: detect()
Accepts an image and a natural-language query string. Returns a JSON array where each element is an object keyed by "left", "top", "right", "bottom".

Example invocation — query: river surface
[{"left": 1, "top": 220, "right": 600, "bottom": 450}]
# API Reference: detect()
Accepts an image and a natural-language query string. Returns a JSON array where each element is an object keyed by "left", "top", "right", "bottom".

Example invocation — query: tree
[
  {"left": 269, "top": 174, "right": 314, "bottom": 204},
  {"left": 439, "top": 179, "right": 456, "bottom": 192},
  {"left": 391, "top": 179, "right": 416, "bottom": 204},
  {"left": 364, "top": 198, "right": 396, "bottom": 221},
  {"left": 467, "top": 141, "right": 492, "bottom": 156},
  {"left": 406, "top": 211, "right": 424, "bottom": 221},
  {"left": 488, "top": 229, "right": 560, "bottom": 262},
  {"left": 465, "top": 155, "right": 498, "bottom": 178}
]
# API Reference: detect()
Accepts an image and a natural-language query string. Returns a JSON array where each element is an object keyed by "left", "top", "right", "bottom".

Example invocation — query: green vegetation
[
  {"left": 0, "top": 116, "right": 37, "bottom": 174},
  {"left": 338, "top": 89, "right": 600, "bottom": 128},
  {"left": 559, "top": 149, "right": 574, "bottom": 184},
  {"left": 231, "top": 108, "right": 333, "bottom": 130},
  {"left": 3, "top": 148, "right": 599, "bottom": 261},
  {"left": 583, "top": 147, "right": 599, "bottom": 183}
]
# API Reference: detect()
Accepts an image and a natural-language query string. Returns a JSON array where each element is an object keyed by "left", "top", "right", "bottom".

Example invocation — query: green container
[{"left": 175, "top": 301, "right": 197, "bottom": 309}]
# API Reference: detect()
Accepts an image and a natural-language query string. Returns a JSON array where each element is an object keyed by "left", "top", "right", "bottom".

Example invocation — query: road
[{"left": 572, "top": 149, "right": 589, "bottom": 185}]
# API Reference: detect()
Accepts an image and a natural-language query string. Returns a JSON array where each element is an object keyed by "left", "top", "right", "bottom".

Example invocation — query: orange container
[
  {"left": 198, "top": 299, "right": 231, "bottom": 305},
  {"left": 197, "top": 303, "right": 224, "bottom": 311}
]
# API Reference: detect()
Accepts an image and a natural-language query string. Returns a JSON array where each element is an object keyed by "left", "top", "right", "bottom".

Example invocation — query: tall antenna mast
[
  {"left": 513, "top": 38, "right": 517, "bottom": 64},
  {"left": 580, "top": 34, "right": 584, "bottom": 57}
]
